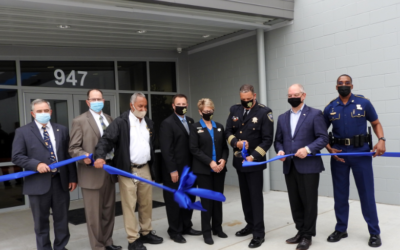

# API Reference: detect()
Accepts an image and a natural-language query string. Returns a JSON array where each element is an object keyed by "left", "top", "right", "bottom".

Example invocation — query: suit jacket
[
  {"left": 159, "top": 114, "right": 194, "bottom": 181},
  {"left": 12, "top": 121, "right": 77, "bottom": 195},
  {"left": 190, "top": 121, "right": 229, "bottom": 175},
  {"left": 69, "top": 111, "right": 117, "bottom": 189},
  {"left": 274, "top": 104, "right": 329, "bottom": 174},
  {"left": 95, "top": 110, "right": 160, "bottom": 182}
]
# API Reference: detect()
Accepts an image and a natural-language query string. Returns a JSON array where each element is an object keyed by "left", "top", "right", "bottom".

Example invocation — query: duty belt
[
  {"left": 131, "top": 163, "right": 146, "bottom": 169},
  {"left": 333, "top": 135, "right": 369, "bottom": 146}
]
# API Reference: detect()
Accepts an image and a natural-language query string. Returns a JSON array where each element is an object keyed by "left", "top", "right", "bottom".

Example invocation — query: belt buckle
[{"left": 345, "top": 138, "right": 351, "bottom": 146}]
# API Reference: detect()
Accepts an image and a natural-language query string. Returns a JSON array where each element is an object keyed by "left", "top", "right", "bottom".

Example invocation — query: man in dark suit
[
  {"left": 225, "top": 84, "right": 274, "bottom": 248},
  {"left": 12, "top": 99, "right": 77, "bottom": 250},
  {"left": 274, "top": 84, "right": 328, "bottom": 250},
  {"left": 159, "top": 94, "right": 201, "bottom": 243}
]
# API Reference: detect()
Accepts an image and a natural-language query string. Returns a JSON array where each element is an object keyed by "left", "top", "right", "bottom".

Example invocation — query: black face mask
[
  {"left": 288, "top": 98, "right": 302, "bottom": 108},
  {"left": 202, "top": 112, "right": 213, "bottom": 121},
  {"left": 241, "top": 99, "right": 254, "bottom": 109},
  {"left": 338, "top": 86, "right": 351, "bottom": 97},
  {"left": 175, "top": 106, "right": 187, "bottom": 116}
]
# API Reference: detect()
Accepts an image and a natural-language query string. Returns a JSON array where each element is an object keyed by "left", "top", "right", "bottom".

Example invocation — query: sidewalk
[{"left": 0, "top": 186, "right": 399, "bottom": 250}]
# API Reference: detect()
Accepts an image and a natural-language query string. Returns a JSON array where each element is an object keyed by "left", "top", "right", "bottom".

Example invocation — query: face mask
[
  {"left": 35, "top": 113, "right": 51, "bottom": 124},
  {"left": 202, "top": 112, "right": 213, "bottom": 121},
  {"left": 338, "top": 86, "right": 351, "bottom": 97},
  {"left": 132, "top": 105, "right": 147, "bottom": 119},
  {"left": 175, "top": 106, "right": 187, "bottom": 116},
  {"left": 90, "top": 101, "right": 104, "bottom": 113},
  {"left": 288, "top": 98, "right": 302, "bottom": 108},
  {"left": 241, "top": 99, "right": 254, "bottom": 109}
]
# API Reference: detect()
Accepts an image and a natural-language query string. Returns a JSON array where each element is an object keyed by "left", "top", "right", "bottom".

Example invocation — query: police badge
[{"left": 252, "top": 117, "right": 258, "bottom": 123}]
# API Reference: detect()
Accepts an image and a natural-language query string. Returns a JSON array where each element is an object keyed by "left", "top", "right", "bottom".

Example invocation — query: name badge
[{"left": 198, "top": 130, "right": 204, "bottom": 133}]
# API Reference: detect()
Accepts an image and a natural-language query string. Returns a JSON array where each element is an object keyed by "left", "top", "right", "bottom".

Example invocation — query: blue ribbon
[
  {"left": 102, "top": 165, "right": 226, "bottom": 211},
  {"left": 0, "top": 154, "right": 91, "bottom": 182}
]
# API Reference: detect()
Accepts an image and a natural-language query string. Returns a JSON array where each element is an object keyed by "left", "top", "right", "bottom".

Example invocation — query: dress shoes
[
  {"left": 128, "top": 241, "right": 146, "bottom": 250},
  {"left": 204, "top": 237, "right": 214, "bottom": 245},
  {"left": 213, "top": 231, "right": 228, "bottom": 238},
  {"left": 170, "top": 234, "right": 186, "bottom": 243},
  {"left": 296, "top": 237, "right": 312, "bottom": 250},
  {"left": 286, "top": 233, "right": 302, "bottom": 244},
  {"left": 235, "top": 227, "right": 253, "bottom": 237},
  {"left": 182, "top": 228, "right": 202, "bottom": 236},
  {"left": 248, "top": 237, "right": 265, "bottom": 248},
  {"left": 327, "top": 230, "right": 348, "bottom": 242},
  {"left": 368, "top": 234, "right": 382, "bottom": 248},
  {"left": 140, "top": 231, "right": 163, "bottom": 244},
  {"left": 106, "top": 245, "right": 122, "bottom": 250}
]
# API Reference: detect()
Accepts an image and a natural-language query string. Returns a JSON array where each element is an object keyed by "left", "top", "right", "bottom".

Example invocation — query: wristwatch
[
  {"left": 249, "top": 155, "right": 255, "bottom": 160},
  {"left": 378, "top": 137, "right": 386, "bottom": 141}
]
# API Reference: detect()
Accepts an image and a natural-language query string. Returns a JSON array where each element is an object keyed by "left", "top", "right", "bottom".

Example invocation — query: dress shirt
[
  {"left": 176, "top": 113, "right": 190, "bottom": 134},
  {"left": 290, "top": 104, "right": 304, "bottom": 137},
  {"left": 89, "top": 109, "right": 109, "bottom": 137},
  {"left": 129, "top": 111, "right": 151, "bottom": 165},
  {"left": 35, "top": 119, "right": 58, "bottom": 161}
]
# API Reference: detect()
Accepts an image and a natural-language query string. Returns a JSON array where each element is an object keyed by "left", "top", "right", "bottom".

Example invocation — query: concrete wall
[
  {"left": 188, "top": 36, "right": 259, "bottom": 186},
  {"left": 265, "top": 0, "right": 400, "bottom": 205}
]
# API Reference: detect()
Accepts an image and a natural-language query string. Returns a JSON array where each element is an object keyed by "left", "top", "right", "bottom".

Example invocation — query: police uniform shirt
[{"left": 323, "top": 94, "right": 378, "bottom": 139}]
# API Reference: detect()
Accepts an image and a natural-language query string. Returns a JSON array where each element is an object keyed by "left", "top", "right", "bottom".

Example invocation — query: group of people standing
[{"left": 11, "top": 73, "right": 385, "bottom": 250}]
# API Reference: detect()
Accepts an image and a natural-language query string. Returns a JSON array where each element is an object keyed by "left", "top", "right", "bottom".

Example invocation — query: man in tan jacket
[{"left": 69, "top": 89, "right": 121, "bottom": 250}]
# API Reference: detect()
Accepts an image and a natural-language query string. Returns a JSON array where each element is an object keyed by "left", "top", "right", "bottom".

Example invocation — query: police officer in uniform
[
  {"left": 323, "top": 74, "right": 385, "bottom": 248},
  {"left": 225, "top": 84, "right": 274, "bottom": 249}
]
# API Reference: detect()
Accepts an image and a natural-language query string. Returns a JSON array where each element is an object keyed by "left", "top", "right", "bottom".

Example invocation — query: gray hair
[
  {"left": 130, "top": 92, "right": 146, "bottom": 104},
  {"left": 31, "top": 99, "right": 51, "bottom": 111},
  {"left": 239, "top": 84, "right": 254, "bottom": 94},
  {"left": 289, "top": 83, "right": 306, "bottom": 94}
]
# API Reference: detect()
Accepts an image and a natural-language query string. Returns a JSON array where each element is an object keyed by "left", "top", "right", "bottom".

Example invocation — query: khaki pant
[{"left": 118, "top": 164, "right": 153, "bottom": 243}]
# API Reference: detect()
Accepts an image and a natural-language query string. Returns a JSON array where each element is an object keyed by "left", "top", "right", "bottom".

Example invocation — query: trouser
[
  {"left": 237, "top": 169, "right": 265, "bottom": 238},
  {"left": 81, "top": 172, "right": 116, "bottom": 250},
  {"left": 331, "top": 149, "right": 380, "bottom": 235},
  {"left": 285, "top": 161, "right": 320, "bottom": 238},
  {"left": 28, "top": 174, "right": 70, "bottom": 250},
  {"left": 196, "top": 172, "right": 226, "bottom": 238},
  {"left": 118, "top": 164, "right": 153, "bottom": 243}
]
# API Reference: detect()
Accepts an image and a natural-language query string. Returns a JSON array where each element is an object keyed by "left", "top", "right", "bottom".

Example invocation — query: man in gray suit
[{"left": 69, "top": 89, "right": 121, "bottom": 250}]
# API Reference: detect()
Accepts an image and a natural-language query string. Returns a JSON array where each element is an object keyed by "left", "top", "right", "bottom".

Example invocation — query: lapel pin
[
  {"left": 303, "top": 114, "right": 306, "bottom": 116},
  {"left": 57, "top": 129, "right": 59, "bottom": 131},
  {"left": 218, "top": 128, "right": 221, "bottom": 132}
]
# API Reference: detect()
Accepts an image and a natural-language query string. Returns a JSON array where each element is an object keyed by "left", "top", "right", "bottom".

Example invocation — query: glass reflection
[
  {"left": 151, "top": 95, "right": 174, "bottom": 149},
  {"left": 0, "top": 89, "right": 20, "bottom": 162},
  {"left": 0, "top": 164, "right": 25, "bottom": 208},
  {"left": 149, "top": 62, "right": 176, "bottom": 92},
  {"left": 0, "top": 61, "right": 17, "bottom": 86},
  {"left": 118, "top": 62, "right": 147, "bottom": 91}
]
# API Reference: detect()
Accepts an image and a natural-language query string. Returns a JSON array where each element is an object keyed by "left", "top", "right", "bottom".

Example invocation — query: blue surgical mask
[
  {"left": 90, "top": 101, "right": 104, "bottom": 113},
  {"left": 35, "top": 113, "right": 51, "bottom": 124}
]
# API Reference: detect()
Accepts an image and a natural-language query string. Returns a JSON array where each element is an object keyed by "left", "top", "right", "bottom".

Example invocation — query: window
[
  {"left": 118, "top": 62, "right": 147, "bottom": 91},
  {"left": 0, "top": 61, "right": 17, "bottom": 86},
  {"left": 150, "top": 95, "right": 174, "bottom": 149},
  {"left": 149, "top": 62, "right": 176, "bottom": 92}
]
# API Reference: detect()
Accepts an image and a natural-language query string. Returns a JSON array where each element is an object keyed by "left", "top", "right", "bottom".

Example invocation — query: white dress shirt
[
  {"left": 89, "top": 109, "right": 109, "bottom": 137},
  {"left": 35, "top": 120, "right": 58, "bottom": 161},
  {"left": 129, "top": 111, "right": 151, "bottom": 164}
]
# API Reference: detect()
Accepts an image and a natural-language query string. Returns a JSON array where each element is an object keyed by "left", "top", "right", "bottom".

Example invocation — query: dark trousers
[
  {"left": 331, "top": 152, "right": 380, "bottom": 234},
  {"left": 28, "top": 175, "right": 70, "bottom": 250},
  {"left": 163, "top": 179, "right": 195, "bottom": 237},
  {"left": 197, "top": 172, "right": 226, "bottom": 238},
  {"left": 237, "top": 169, "right": 265, "bottom": 238},
  {"left": 285, "top": 161, "right": 320, "bottom": 238}
]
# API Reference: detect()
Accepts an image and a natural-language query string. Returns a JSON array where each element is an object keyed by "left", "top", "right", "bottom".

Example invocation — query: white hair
[
  {"left": 289, "top": 83, "right": 306, "bottom": 94},
  {"left": 31, "top": 99, "right": 51, "bottom": 111},
  {"left": 130, "top": 92, "right": 146, "bottom": 104}
]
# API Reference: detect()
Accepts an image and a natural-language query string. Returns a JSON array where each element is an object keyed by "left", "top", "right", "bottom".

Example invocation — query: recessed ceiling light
[
  {"left": 137, "top": 30, "right": 146, "bottom": 34},
  {"left": 203, "top": 34, "right": 210, "bottom": 38},
  {"left": 58, "top": 24, "right": 71, "bottom": 29}
]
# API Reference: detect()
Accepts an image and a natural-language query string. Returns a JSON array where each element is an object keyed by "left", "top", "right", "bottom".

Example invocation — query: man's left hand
[
  {"left": 69, "top": 182, "right": 77, "bottom": 192},
  {"left": 372, "top": 140, "right": 386, "bottom": 158},
  {"left": 295, "top": 148, "right": 308, "bottom": 159},
  {"left": 244, "top": 156, "right": 254, "bottom": 162}
]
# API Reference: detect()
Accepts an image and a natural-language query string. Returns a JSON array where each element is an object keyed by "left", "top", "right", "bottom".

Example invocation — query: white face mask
[{"left": 132, "top": 105, "right": 147, "bottom": 119}]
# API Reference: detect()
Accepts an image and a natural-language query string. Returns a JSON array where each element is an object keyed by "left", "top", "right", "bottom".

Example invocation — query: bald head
[{"left": 288, "top": 83, "right": 305, "bottom": 94}]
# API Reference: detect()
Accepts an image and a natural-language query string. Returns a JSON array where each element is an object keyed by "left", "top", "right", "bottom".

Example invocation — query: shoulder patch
[
  {"left": 267, "top": 112, "right": 273, "bottom": 122},
  {"left": 354, "top": 94, "right": 369, "bottom": 100}
]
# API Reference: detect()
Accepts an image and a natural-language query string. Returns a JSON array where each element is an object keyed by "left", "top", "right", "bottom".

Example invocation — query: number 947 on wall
[{"left": 54, "top": 69, "right": 88, "bottom": 86}]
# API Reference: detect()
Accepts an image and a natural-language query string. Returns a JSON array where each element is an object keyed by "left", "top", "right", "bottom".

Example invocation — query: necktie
[
  {"left": 100, "top": 116, "right": 114, "bottom": 159},
  {"left": 243, "top": 110, "right": 249, "bottom": 120},
  {"left": 42, "top": 126, "right": 58, "bottom": 173},
  {"left": 182, "top": 119, "right": 190, "bottom": 134}
]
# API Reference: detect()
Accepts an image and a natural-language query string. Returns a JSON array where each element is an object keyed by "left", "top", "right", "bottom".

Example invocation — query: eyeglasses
[
  {"left": 287, "top": 92, "right": 303, "bottom": 98},
  {"left": 337, "top": 81, "right": 351, "bottom": 86},
  {"left": 88, "top": 98, "right": 103, "bottom": 102}
]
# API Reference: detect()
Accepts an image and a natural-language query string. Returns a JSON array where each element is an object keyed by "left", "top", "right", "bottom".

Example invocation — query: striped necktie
[
  {"left": 99, "top": 116, "right": 114, "bottom": 159},
  {"left": 42, "top": 126, "right": 58, "bottom": 173}
]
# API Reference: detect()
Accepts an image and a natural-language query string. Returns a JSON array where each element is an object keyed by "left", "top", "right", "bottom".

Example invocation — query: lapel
[
  {"left": 29, "top": 122, "right": 47, "bottom": 149},
  {"left": 292, "top": 104, "right": 309, "bottom": 139},
  {"left": 172, "top": 114, "right": 189, "bottom": 136},
  {"left": 285, "top": 111, "right": 292, "bottom": 139},
  {"left": 87, "top": 111, "right": 101, "bottom": 138},
  {"left": 51, "top": 122, "right": 62, "bottom": 152}
]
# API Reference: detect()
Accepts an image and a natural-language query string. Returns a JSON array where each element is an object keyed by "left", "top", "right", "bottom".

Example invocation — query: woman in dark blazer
[{"left": 189, "top": 98, "right": 229, "bottom": 245}]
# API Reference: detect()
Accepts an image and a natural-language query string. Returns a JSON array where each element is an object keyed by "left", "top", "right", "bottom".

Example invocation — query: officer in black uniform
[{"left": 225, "top": 84, "right": 274, "bottom": 249}]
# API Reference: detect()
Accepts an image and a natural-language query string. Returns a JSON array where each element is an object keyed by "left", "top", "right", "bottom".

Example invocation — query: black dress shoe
[
  {"left": 204, "top": 237, "right": 214, "bottom": 245},
  {"left": 296, "top": 237, "right": 312, "bottom": 250},
  {"left": 249, "top": 237, "right": 265, "bottom": 248},
  {"left": 327, "top": 230, "right": 348, "bottom": 242},
  {"left": 128, "top": 241, "right": 146, "bottom": 250},
  {"left": 106, "top": 245, "right": 122, "bottom": 250},
  {"left": 213, "top": 231, "right": 228, "bottom": 238},
  {"left": 286, "top": 233, "right": 302, "bottom": 244},
  {"left": 236, "top": 227, "right": 253, "bottom": 237},
  {"left": 182, "top": 228, "right": 202, "bottom": 236},
  {"left": 368, "top": 234, "right": 382, "bottom": 248},
  {"left": 140, "top": 231, "right": 163, "bottom": 244},
  {"left": 170, "top": 234, "right": 187, "bottom": 243}
]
